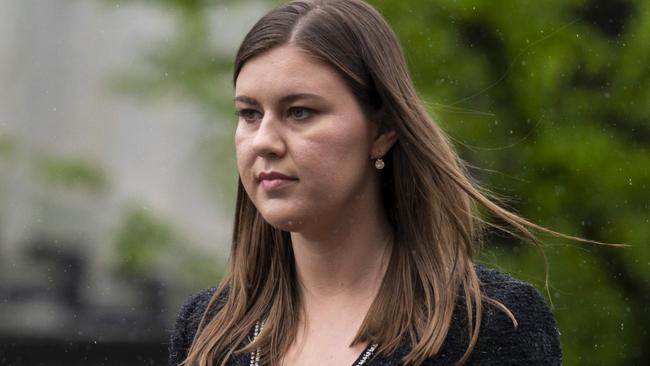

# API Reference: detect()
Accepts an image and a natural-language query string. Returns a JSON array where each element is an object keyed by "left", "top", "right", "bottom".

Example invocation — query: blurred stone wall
[{"left": 0, "top": 0, "right": 267, "bottom": 364}]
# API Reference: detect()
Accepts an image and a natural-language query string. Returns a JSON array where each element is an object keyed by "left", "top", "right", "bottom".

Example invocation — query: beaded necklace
[{"left": 249, "top": 320, "right": 379, "bottom": 366}]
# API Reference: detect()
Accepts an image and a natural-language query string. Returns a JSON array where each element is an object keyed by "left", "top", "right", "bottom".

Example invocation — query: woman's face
[{"left": 234, "top": 45, "right": 393, "bottom": 234}]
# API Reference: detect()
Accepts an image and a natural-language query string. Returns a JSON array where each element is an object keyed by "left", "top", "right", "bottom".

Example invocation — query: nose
[{"left": 251, "top": 113, "right": 286, "bottom": 159}]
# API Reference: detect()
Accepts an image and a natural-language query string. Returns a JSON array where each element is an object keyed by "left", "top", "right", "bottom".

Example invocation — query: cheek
[
  {"left": 234, "top": 130, "right": 254, "bottom": 178},
  {"left": 325, "top": 122, "right": 370, "bottom": 165},
  {"left": 297, "top": 128, "right": 370, "bottom": 187}
]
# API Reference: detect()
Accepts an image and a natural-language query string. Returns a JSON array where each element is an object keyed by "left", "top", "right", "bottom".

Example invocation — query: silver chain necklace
[
  {"left": 249, "top": 320, "right": 264, "bottom": 366},
  {"left": 249, "top": 320, "right": 379, "bottom": 366}
]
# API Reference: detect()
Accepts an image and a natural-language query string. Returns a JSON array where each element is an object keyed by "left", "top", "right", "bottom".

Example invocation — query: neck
[{"left": 290, "top": 210, "right": 393, "bottom": 305}]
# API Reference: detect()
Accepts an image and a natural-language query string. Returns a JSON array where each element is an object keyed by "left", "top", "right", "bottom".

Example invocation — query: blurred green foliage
[
  {"left": 373, "top": 0, "right": 649, "bottom": 364},
  {"left": 114, "top": 205, "right": 175, "bottom": 275},
  {"left": 113, "top": 204, "right": 226, "bottom": 288},
  {"left": 33, "top": 156, "right": 109, "bottom": 192},
  {"left": 117, "top": 0, "right": 648, "bottom": 364},
  {"left": 0, "top": 134, "right": 16, "bottom": 159}
]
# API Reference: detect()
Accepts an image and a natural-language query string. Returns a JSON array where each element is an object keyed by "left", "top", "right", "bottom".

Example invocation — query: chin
[{"left": 259, "top": 212, "right": 305, "bottom": 232}]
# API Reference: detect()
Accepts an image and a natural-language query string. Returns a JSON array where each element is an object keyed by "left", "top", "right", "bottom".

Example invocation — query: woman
[{"left": 170, "top": 0, "right": 564, "bottom": 365}]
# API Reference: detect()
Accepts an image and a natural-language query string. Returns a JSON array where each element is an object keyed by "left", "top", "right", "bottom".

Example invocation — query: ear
[{"left": 371, "top": 129, "right": 398, "bottom": 158}]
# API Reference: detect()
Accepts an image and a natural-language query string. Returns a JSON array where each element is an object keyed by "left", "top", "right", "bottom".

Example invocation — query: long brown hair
[{"left": 182, "top": 0, "right": 592, "bottom": 365}]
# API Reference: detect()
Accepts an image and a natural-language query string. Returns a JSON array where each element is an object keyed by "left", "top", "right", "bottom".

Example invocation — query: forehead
[{"left": 235, "top": 45, "right": 349, "bottom": 100}]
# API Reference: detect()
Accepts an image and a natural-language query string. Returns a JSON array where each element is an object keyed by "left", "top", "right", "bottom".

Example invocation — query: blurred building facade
[{"left": 0, "top": 0, "right": 268, "bottom": 364}]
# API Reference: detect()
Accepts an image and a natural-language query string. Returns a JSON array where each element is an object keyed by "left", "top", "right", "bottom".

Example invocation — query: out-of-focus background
[{"left": 0, "top": 0, "right": 647, "bottom": 365}]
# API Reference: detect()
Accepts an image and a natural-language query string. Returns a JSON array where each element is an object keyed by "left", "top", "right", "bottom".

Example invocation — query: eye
[
  {"left": 235, "top": 108, "right": 262, "bottom": 123},
  {"left": 287, "top": 107, "right": 314, "bottom": 121}
]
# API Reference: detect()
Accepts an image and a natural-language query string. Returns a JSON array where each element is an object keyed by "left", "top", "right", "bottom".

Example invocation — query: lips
[
  {"left": 258, "top": 171, "right": 295, "bottom": 180},
  {"left": 257, "top": 171, "right": 298, "bottom": 191}
]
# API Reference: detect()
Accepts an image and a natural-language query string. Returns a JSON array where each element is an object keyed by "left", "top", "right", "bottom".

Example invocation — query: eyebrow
[{"left": 234, "top": 93, "right": 326, "bottom": 106}]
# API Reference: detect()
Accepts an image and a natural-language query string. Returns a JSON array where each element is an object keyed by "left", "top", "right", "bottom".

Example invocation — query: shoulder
[
  {"left": 168, "top": 287, "right": 223, "bottom": 366},
  {"left": 467, "top": 264, "right": 562, "bottom": 365}
]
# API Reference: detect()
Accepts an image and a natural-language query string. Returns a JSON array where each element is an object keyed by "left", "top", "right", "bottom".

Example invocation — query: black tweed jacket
[{"left": 169, "top": 264, "right": 561, "bottom": 365}]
